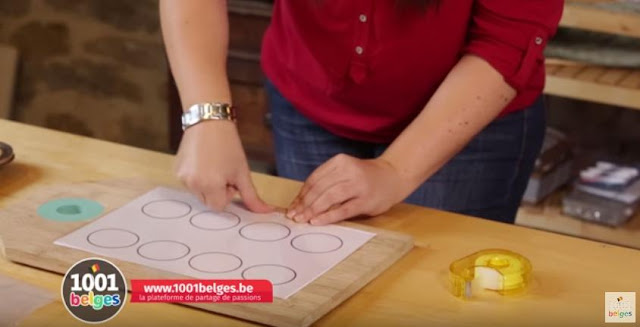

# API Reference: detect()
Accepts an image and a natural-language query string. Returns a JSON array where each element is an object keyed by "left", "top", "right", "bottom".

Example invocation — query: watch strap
[{"left": 181, "top": 102, "right": 236, "bottom": 130}]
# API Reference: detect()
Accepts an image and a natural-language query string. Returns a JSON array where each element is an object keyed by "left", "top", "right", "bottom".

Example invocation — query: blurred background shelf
[
  {"left": 544, "top": 59, "right": 640, "bottom": 110},
  {"left": 543, "top": 0, "right": 640, "bottom": 110},
  {"left": 517, "top": 1, "right": 640, "bottom": 248},
  {"left": 561, "top": 0, "right": 640, "bottom": 39},
  {"left": 516, "top": 189, "right": 640, "bottom": 250}
]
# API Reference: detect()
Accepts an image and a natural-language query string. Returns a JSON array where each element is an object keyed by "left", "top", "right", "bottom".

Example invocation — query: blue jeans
[{"left": 266, "top": 81, "right": 545, "bottom": 224}]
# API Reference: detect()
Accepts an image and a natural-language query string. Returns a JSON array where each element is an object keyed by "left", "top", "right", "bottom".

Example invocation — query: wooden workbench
[{"left": 1, "top": 119, "right": 639, "bottom": 326}]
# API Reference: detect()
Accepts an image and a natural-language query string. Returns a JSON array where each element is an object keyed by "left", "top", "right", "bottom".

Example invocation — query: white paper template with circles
[
  {"left": 189, "top": 252, "right": 243, "bottom": 273},
  {"left": 141, "top": 200, "right": 191, "bottom": 219},
  {"left": 87, "top": 228, "right": 140, "bottom": 249},
  {"left": 137, "top": 240, "right": 191, "bottom": 261},
  {"left": 239, "top": 222, "right": 291, "bottom": 242},
  {"left": 190, "top": 211, "right": 240, "bottom": 231},
  {"left": 290, "top": 233, "right": 344, "bottom": 253},
  {"left": 54, "top": 186, "right": 377, "bottom": 299},
  {"left": 242, "top": 264, "right": 297, "bottom": 286}
]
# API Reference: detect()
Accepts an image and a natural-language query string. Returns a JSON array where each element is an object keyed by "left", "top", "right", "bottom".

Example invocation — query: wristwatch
[{"left": 181, "top": 102, "right": 237, "bottom": 131}]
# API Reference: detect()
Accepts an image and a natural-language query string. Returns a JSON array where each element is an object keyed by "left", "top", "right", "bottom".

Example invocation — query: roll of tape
[{"left": 449, "top": 249, "right": 531, "bottom": 299}]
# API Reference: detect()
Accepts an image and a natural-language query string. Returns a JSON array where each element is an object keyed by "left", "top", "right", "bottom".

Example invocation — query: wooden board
[{"left": 0, "top": 179, "right": 413, "bottom": 327}]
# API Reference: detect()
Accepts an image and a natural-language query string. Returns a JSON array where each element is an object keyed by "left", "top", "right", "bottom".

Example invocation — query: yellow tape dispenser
[{"left": 449, "top": 249, "right": 531, "bottom": 299}]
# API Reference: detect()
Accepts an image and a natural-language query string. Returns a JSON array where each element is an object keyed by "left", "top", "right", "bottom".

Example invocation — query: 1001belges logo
[{"left": 61, "top": 258, "right": 127, "bottom": 323}]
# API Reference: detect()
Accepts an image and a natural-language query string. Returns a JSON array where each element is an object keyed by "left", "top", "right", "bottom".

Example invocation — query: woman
[{"left": 160, "top": 0, "right": 563, "bottom": 225}]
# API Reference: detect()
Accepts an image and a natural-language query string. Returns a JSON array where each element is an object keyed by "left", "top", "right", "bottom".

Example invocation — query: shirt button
[
  {"left": 359, "top": 14, "right": 367, "bottom": 22},
  {"left": 355, "top": 46, "right": 364, "bottom": 55},
  {"left": 535, "top": 36, "right": 543, "bottom": 45}
]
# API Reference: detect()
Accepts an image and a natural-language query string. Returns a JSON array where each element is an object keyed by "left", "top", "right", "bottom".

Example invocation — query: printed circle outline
[
  {"left": 189, "top": 211, "right": 241, "bottom": 231},
  {"left": 238, "top": 222, "right": 291, "bottom": 242},
  {"left": 141, "top": 200, "right": 192, "bottom": 219},
  {"left": 188, "top": 252, "right": 243, "bottom": 273},
  {"left": 86, "top": 228, "right": 140, "bottom": 249},
  {"left": 290, "top": 232, "right": 344, "bottom": 253},
  {"left": 241, "top": 264, "right": 297, "bottom": 286},
  {"left": 136, "top": 240, "right": 191, "bottom": 261}
]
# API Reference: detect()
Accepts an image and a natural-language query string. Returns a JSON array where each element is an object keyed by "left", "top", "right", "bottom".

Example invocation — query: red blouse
[{"left": 261, "top": 0, "right": 563, "bottom": 143}]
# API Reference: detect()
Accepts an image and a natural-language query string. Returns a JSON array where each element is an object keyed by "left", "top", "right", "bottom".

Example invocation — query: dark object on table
[
  {"left": 562, "top": 160, "right": 640, "bottom": 226},
  {"left": 578, "top": 161, "right": 640, "bottom": 193},
  {"left": 575, "top": 178, "right": 640, "bottom": 205},
  {"left": 523, "top": 159, "right": 573, "bottom": 204},
  {"left": 522, "top": 128, "right": 572, "bottom": 204},
  {"left": 0, "top": 142, "right": 14, "bottom": 167},
  {"left": 563, "top": 188, "right": 638, "bottom": 227}
]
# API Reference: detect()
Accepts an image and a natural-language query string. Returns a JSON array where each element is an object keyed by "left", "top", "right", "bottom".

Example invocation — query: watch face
[
  {"left": 0, "top": 142, "right": 14, "bottom": 167},
  {"left": 181, "top": 108, "right": 198, "bottom": 130}
]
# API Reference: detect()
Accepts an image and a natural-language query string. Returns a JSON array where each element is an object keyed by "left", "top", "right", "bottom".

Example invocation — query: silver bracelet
[{"left": 181, "top": 102, "right": 237, "bottom": 131}]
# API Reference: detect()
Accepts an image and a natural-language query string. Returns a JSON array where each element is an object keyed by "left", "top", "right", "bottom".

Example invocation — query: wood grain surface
[{"left": 1, "top": 120, "right": 640, "bottom": 327}]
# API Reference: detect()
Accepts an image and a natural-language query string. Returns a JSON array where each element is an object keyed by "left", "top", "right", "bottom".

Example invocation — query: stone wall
[{"left": 0, "top": 0, "right": 169, "bottom": 151}]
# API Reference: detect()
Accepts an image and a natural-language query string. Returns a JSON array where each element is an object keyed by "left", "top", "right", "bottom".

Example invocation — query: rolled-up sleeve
[{"left": 464, "top": 0, "right": 564, "bottom": 92}]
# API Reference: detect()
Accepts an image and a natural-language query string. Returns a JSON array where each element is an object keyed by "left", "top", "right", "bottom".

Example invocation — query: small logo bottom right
[{"left": 605, "top": 292, "right": 636, "bottom": 323}]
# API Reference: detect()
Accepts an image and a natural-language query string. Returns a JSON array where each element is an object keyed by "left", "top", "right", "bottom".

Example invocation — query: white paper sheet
[
  {"left": 55, "top": 187, "right": 375, "bottom": 299},
  {"left": 0, "top": 275, "right": 54, "bottom": 326}
]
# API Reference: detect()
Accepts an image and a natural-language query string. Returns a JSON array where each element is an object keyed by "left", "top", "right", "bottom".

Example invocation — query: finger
[
  {"left": 293, "top": 172, "right": 348, "bottom": 218},
  {"left": 309, "top": 199, "right": 363, "bottom": 226},
  {"left": 296, "top": 181, "right": 356, "bottom": 223},
  {"left": 285, "top": 197, "right": 299, "bottom": 220},
  {"left": 181, "top": 175, "right": 216, "bottom": 208},
  {"left": 201, "top": 182, "right": 230, "bottom": 212},
  {"left": 286, "top": 163, "right": 337, "bottom": 218},
  {"left": 288, "top": 196, "right": 299, "bottom": 209},
  {"left": 288, "top": 160, "right": 348, "bottom": 219},
  {"left": 236, "top": 171, "right": 273, "bottom": 213},
  {"left": 294, "top": 157, "right": 340, "bottom": 201},
  {"left": 226, "top": 185, "right": 237, "bottom": 203},
  {"left": 298, "top": 154, "right": 358, "bottom": 204}
]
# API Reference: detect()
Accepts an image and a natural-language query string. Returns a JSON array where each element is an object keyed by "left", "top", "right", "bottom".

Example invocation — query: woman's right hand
[{"left": 174, "top": 121, "right": 273, "bottom": 213}]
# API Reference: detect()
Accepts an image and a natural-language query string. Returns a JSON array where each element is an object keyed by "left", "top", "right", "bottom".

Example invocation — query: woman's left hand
[{"left": 286, "top": 154, "right": 411, "bottom": 225}]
